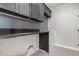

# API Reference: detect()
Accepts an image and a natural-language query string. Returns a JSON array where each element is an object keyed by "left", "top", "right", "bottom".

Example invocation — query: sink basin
[
  {"left": 30, "top": 49, "right": 49, "bottom": 56},
  {"left": 25, "top": 44, "right": 49, "bottom": 56}
]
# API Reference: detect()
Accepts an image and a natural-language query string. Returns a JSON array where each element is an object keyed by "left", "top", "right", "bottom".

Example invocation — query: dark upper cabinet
[
  {"left": 16, "top": 3, "right": 40, "bottom": 21},
  {"left": 39, "top": 3, "right": 45, "bottom": 21},
  {"left": 0, "top": 3, "right": 17, "bottom": 12},
  {"left": 43, "top": 4, "right": 51, "bottom": 18},
  {"left": 0, "top": 3, "right": 51, "bottom": 22},
  {"left": 31, "top": 3, "right": 40, "bottom": 20},
  {"left": 16, "top": 3, "right": 31, "bottom": 17}
]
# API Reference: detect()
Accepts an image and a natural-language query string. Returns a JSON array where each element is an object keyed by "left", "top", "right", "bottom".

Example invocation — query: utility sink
[{"left": 31, "top": 49, "right": 49, "bottom": 56}]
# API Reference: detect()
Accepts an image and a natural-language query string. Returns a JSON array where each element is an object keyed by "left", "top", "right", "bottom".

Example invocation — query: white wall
[
  {"left": 48, "top": 3, "right": 79, "bottom": 55},
  {"left": 0, "top": 34, "right": 39, "bottom": 56}
]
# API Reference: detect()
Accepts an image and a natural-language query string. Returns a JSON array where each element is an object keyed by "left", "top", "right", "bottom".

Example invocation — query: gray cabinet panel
[
  {"left": 32, "top": 23, "right": 39, "bottom": 29},
  {"left": 0, "top": 15, "right": 39, "bottom": 29},
  {"left": 45, "top": 8, "right": 51, "bottom": 17},
  {"left": 16, "top": 3, "right": 44, "bottom": 21},
  {"left": 43, "top": 4, "right": 51, "bottom": 17},
  {"left": 31, "top": 3, "right": 39, "bottom": 20},
  {"left": 39, "top": 17, "right": 48, "bottom": 32},
  {"left": 14, "top": 18, "right": 38, "bottom": 29},
  {"left": 0, "top": 3, "right": 16, "bottom": 12},
  {"left": 14, "top": 19, "right": 24, "bottom": 29},
  {"left": 0, "top": 3, "right": 48, "bottom": 22},
  {"left": 0, "top": 15, "right": 15, "bottom": 28},
  {"left": 39, "top": 4, "right": 45, "bottom": 21},
  {"left": 18, "top": 3, "right": 31, "bottom": 17}
]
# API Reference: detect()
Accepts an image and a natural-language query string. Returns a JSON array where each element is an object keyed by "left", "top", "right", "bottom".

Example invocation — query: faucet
[{"left": 25, "top": 44, "right": 34, "bottom": 55}]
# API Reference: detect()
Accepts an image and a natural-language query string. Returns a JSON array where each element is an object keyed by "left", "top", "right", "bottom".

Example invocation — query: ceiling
[{"left": 45, "top": 3, "right": 64, "bottom": 10}]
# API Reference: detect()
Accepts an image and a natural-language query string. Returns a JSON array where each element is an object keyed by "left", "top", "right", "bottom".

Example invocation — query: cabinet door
[
  {"left": 39, "top": 4, "right": 45, "bottom": 21},
  {"left": 14, "top": 19, "right": 25, "bottom": 29},
  {"left": 0, "top": 3, "right": 16, "bottom": 12},
  {"left": 39, "top": 17, "right": 48, "bottom": 32},
  {"left": 45, "top": 8, "right": 51, "bottom": 17},
  {"left": 18, "top": 3, "right": 31, "bottom": 17},
  {"left": 39, "top": 32, "right": 49, "bottom": 52},
  {"left": 31, "top": 3, "right": 39, "bottom": 20},
  {"left": 43, "top": 4, "right": 51, "bottom": 18}
]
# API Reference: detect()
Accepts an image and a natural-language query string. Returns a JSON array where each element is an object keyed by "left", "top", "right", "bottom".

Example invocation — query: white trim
[{"left": 54, "top": 43, "right": 79, "bottom": 51}]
